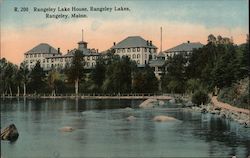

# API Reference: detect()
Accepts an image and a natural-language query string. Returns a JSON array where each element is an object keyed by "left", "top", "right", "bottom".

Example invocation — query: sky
[{"left": 0, "top": 0, "right": 249, "bottom": 65}]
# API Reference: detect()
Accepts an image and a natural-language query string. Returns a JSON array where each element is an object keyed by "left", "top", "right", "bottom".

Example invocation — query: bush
[{"left": 192, "top": 90, "right": 209, "bottom": 106}]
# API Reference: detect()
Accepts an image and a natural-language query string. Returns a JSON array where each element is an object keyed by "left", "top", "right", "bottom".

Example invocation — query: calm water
[{"left": 1, "top": 98, "right": 250, "bottom": 158}]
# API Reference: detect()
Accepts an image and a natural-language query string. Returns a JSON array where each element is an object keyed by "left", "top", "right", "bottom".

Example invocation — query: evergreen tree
[
  {"left": 65, "top": 50, "right": 85, "bottom": 95},
  {"left": 29, "top": 61, "right": 46, "bottom": 94}
]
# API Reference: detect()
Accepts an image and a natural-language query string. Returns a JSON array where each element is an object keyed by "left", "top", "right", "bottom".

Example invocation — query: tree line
[
  {"left": 0, "top": 50, "right": 158, "bottom": 96},
  {"left": 161, "top": 35, "right": 249, "bottom": 106},
  {"left": 1, "top": 34, "right": 248, "bottom": 108}
]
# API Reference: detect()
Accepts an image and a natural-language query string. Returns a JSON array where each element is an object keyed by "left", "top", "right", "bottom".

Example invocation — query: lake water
[{"left": 1, "top": 98, "right": 250, "bottom": 158}]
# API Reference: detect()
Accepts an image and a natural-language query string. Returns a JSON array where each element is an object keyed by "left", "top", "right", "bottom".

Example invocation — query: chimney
[
  {"left": 150, "top": 41, "right": 152, "bottom": 46},
  {"left": 58, "top": 48, "right": 60, "bottom": 54},
  {"left": 67, "top": 50, "right": 69, "bottom": 53},
  {"left": 187, "top": 41, "right": 190, "bottom": 43},
  {"left": 113, "top": 42, "right": 116, "bottom": 46}
]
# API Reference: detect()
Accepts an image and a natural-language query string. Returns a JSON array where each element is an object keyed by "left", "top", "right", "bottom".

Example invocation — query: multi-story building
[
  {"left": 163, "top": 41, "right": 203, "bottom": 59},
  {"left": 111, "top": 36, "right": 157, "bottom": 67},
  {"left": 149, "top": 41, "right": 203, "bottom": 79},
  {"left": 24, "top": 43, "right": 61, "bottom": 70},
  {"left": 24, "top": 39, "right": 100, "bottom": 70}
]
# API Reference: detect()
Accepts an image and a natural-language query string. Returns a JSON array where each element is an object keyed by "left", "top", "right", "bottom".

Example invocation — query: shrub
[{"left": 192, "top": 90, "right": 209, "bottom": 106}]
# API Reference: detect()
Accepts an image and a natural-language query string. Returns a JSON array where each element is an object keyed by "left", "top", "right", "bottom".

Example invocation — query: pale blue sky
[{"left": 1, "top": 0, "right": 249, "bottom": 30}]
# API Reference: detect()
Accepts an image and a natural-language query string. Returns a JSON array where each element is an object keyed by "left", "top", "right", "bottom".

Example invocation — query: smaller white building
[
  {"left": 111, "top": 36, "right": 157, "bottom": 67},
  {"left": 163, "top": 41, "right": 203, "bottom": 59}
]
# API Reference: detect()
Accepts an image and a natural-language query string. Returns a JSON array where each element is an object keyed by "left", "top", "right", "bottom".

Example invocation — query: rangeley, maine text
[{"left": 13, "top": 6, "right": 131, "bottom": 19}]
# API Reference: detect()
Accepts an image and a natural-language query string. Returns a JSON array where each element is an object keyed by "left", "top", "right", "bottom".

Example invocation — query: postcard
[{"left": 1, "top": 0, "right": 249, "bottom": 158}]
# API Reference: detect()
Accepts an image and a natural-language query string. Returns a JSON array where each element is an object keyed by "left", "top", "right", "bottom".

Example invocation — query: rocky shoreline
[
  {"left": 139, "top": 97, "right": 250, "bottom": 128},
  {"left": 183, "top": 103, "right": 250, "bottom": 127}
]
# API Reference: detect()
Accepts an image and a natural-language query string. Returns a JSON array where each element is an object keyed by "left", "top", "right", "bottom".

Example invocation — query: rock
[
  {"left": 59, "top": 126, "right": 75, "bottom": 132},
  {"left": 139, "top": 99, "right": 157, "bottom": 108},
  {"left": 244, "top": 122, "right": 250, "bottom": 128},
  {"left": 169, "top": 99, "right": 176, "bottom": 104},
  {"left": 126, "top": 116, "right": 136, "bottom": 121},
  {"left": 201, "top": 108, "right": 208, "bottom": 114},
  {"left": 124, "top": 107, "right": 133, "bottom": 110},
  {"left": 1, "top": 124, "right": 19, "bottom": 142},
  {"left": 214, "top": 107, "right": 221, "bottom": 111},
  {"left": 153, "top": 115, "right": 176, "bottom": 122},
  {"left": 158, "top": 100, "right": 165, "bottom": 106},
  {"left": 185, "top": 101, "right": 194, "bottom": 107}
]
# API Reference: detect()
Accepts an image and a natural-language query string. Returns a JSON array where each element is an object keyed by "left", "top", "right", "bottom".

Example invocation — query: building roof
[
  {"left": 149, "top": 59, "right": 165, "bottom": 67},
  {"left": 111, "top": 36, "right": 157, "bottom": 49},
  {"left": 165, "top": 42, "right": 203, "bottom": 53},
  {"left": 24, "top": 43, "right": 59, "bottom": 55}
]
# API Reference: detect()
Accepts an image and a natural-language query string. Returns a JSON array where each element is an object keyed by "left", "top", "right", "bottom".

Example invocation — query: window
[
  {"left": 132, "top": 54, "right": 136, "bottom": 59},
  {"left": 122, "top": 49, "right": 125, "bottom": 53},
  {"left": 30, "top": 54, "right": 33, "bottom": 58},
  {"left": 145, "top": 54, "right": 147, "bottom": 59},
  {"left": 137, "top": 48, "right": 140, "bottom": 52},
  {"left": 133, "top": 48, "right": 136, "bottom": 52},
  {"left": 87, "top": 56, "right": 90, "bottom": 60},
  {"left": 137, "top": 54, "right": 140, "bottom": 58},
  {"left": 127, "top": 48, "right": 131, "bottom": 52},
  {"left": 34, "top": 54, "right": 37, "bottom": 58},
  {"left": 137, "top": 60, "right": 140, "bottom": 64},
  {"left": 87, "top": 62, "right": 90, "bottom": 66},
  {"left": 92, "top": 63, "right": 95, "bottom": 66},
  {"left": 92, "top": 56, "right": 95, "bottom": 60},
  {"left": 26, "top": 55, "right": 28, "bottom": 58},
  {"left": 43, "top": 59, "right": 45, "bottom": 63},
  {"left": 60, "top": 58, "right": 63, "bottom": 62},
  {"left": 128, "top": 54, "right": 131, "bottom": 58},
  {"left": 144, "top": 48, "right": 147, "bottom": 52}
]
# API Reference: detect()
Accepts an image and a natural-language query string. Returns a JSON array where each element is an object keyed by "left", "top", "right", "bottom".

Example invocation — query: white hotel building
[
  {"left": 24, "top": 35, "right": 158, "bottom": 70},
  {"left": 24, "top": 40, "right": 100, "bottom": 70},
  {"left": 111, "top": 36, "right": 157, "bottom": 66}
]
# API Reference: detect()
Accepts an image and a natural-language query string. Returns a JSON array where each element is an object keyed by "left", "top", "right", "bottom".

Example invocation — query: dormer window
[
  {"left": 127, "top": 48, "right": 131, "bottom": 52},
  {"left": 137, "top": 48, "right": 140, "bottom": 52}
]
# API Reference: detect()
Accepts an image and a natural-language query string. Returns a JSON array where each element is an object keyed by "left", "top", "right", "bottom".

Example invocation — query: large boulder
[
  {"left": 126, "top": 116, "right": 136, "bottom": 121},
  {"left": 153, "top": 115, "right": 176, "bottom": 122},
  {"left": 1, "top": 124, "right": 19, "bottom": 142},
  {"left": 139, "top": 99, "right": 158, "bottom": 108},
  {"left": 59, "top": 126, "right": 75, "bottom": 132}
]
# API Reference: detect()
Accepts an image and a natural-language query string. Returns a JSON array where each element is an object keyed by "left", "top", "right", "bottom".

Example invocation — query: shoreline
[
  {"left": 0, "top": 95, "right": 174, "bottom": 100},
  {"left": 183, "top": 96, "right": 250, "bottom": 127}
]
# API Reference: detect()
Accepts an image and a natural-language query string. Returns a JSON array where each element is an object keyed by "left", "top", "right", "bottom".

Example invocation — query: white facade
[
  {"left": 111, "top": 36, "right": 157, "bottom": 66},
  {"left": 23, "top": 42, "right": 100, "bottom": 71}
]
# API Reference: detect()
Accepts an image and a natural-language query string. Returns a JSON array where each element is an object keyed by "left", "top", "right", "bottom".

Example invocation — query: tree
[
  {"left": 0, "top": 58, "right": 8, "bottom": 95},
  {"left": 133, "top": 65, "right": 158, "bottom": 93},
  {"left": 162, "top": 54, "right": 187, "bottom": 93},
  {"left": 103, "top": 56, "right": 134, "bottom": 93},
  {"left": 47, "top": 68, "right": 60, "bottom": 96},
  {"left": 65, "top": 50, "right": 85, "bottom": 95},
  {"left": 90, "top": 58, "right": 106, "bottom": 92},
  {"left": 29, "top": 61, "right": 46, "bottom": 94},
  {"left": 19, "top": 62, "right": 29, "bottom": 96}
]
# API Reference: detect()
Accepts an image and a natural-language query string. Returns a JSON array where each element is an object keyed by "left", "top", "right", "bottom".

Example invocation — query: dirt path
[{"left": 211, "top": 96, "right": 250, "bottom": 115}]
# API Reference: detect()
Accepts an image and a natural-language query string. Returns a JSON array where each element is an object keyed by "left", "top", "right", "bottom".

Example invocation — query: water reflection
[{"left": 1, "top": 99, "right": 249, "bottom": 157}]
